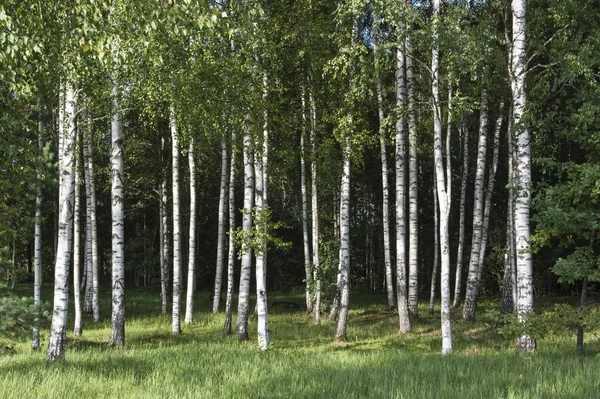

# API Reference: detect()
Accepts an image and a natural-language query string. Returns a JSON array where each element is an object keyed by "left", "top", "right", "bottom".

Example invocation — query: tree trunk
[
  {"left": 236, "top": 128, "right": 254, "bottom": 341},
  {"left": 83, "top": 119, "right": 93, "bottom": 314},
  {"left": 477, "top": 104, "right": 504, "bottom": 283},
  {"left": 502, "top": 106, "right": 516, "bottom": 314},
  {"left": 73, "top": 135, "right": 82, "bottom": 337},
  {"left": 171, "top": 105, "right": 182, "bottom": 336},
  {"left": 300, "top": 90, "right": 313, "bottom": 313},
  {"left": 512, "top": 0, "right": 535, "bottom": 352},
  {"left": 47, "top": 83, "right": 77, "bottom": 361},
  {"left": 432, "top": 0, "right": 452, "bottom": 355},
  {"left": 255, "top": 83, "right": 269, "bottom": 350},
  {"left": 185, "top": 139, "right": 198, "bottom": 325},
  {"left": 213, "top": 135, "right": 228, "bottom": 313},
  {"left": 33, "top": 110, "right": 43, "bottom": 349},
  {"left": 82, "top": 116, "right": 100, "bottom": 322},
  {"left": 395, "top": 36, "right": 411, "bottom": 333},
  {"left": 375, "top": 45, "right": 395, "bottom": 311},
  {"left": 463, "top": 93, "right": 489, "bottom": 320},
  {"left": 109, "top": 77, "right": 125, "bottom": 346},
  {"left": 406, "top": 34, "right": 419, "bottom": 316},
  {"left": 223, "top": 129, "right": 237, "bottom": 335},
  {"left": 453, "top": 120, "right": 469, "bottom": 308},
  {"left": 429, "top": 180, "right": 439, "bottom": 315},
  {"left": 159, "top": 135, "right": 170, "bottom": 315},
  {"left": 309, "top": 90, "right": 321, "bottom": 325},
  {"left": 335, "top": 133, "right": 351, "bottom": 341}
]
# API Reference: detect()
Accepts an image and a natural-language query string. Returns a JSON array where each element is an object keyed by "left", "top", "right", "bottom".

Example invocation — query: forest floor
[{"left": 1, "top": 284, "right": 599, "bottom": 398}]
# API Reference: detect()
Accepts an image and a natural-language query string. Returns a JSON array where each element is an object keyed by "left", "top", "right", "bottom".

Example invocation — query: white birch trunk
[
  {"left": 73, "top": 137, "right": 82, "bottom": 337},
  {"left": 300, "top": 90, "right": 313, "bottom": 313},
  {"left": 375, "top": 45, "right": 395, "bottom": 311},
  {"left": 159, "top": 135, "right": 170, "bottom": 315},
  {"left": 432, "top": 0, "right": 452, "bottom": 354},
  {"left": 224, "top": 129, "right": 237, "bottom": 334},
  {"left": 309, "top": 91, "right": 321, "bottom": 324},
  {"left": 462, "top": 93, "right": 489, "bottom": 320},
  {"left": 33, "top": 112, "right": 43, "bottom": 349},
  {"left": 109, "top": 77, "right": 125, "bottom": 346},
  {"left": 511, "top": 0, "right": 535, "bottom": 351},
  {"left": 171, "top": 106, "right": 182, "bottom": 336},
  {"left": 236, "top": 128, "right": 254, "bottom": 341},
  {"left": 502, "top": 106, "right": 517, "bottom": 313},
  {"left": 255, "top": 94, "right": 269, "bottom": 350},
  {"left": 334, "top": 133, "right": 351, "bottom": 341},
  {"left": 395, "top": 38, "right": 411, "bottom": 333},
  {"left": 406, "top": 35, "right": 419, "bottom": 316},
  {"left": 453, "top": 120, "right": 469, "bottom": 308},
  {"left": 212, "top": 135, "right": 228, "bottom": 313},
  {"left": 429, "top": 179, "right": 439, "bottom": 315},
  {"left": 82, "top": 119, "right": 100, "bottom": 322},
  {"left": 185, "top": 139, "right": 198, "bottom": 325},
  {"left": 477, "top": 104, "right": 504, "bottom": 282},
  {"left": 82, "top": 120, "right": 93, "bottom": 314},
  {"left": 47, "top": 84, "right": 77, "bottom": 361}
]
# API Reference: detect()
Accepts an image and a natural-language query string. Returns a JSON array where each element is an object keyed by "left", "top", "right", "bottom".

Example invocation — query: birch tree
[
  {"left": 47, "top": 84, "right": 78, "bottom": 361},
  {"left": 159, "top": 135, "right": 170, "bottom": 315},
  {"left": 73, "top": 140, "right": 82, "bottom": 337},
  {"left": 300, "top": 91, "right": 313, "bottom": 312},
  {"left": 453, "top": 120, "right": 469, "bottom": 308},
  {"left": 395, "top": 36, "right": 411, "bottom": 334},
  {"left": 223, "top": 130, "right": 237, "bottom": 335},
  {"left": 171, "top": 106, "right": 182, "bottom": 336},
  {"left": 236, "top": 127, "right": 254, "bottom": 341},
  {"left": 432, "top": 0, "right": 452, "bottom": 354},
  {"left": 212, "top": 135, "right": 228, "bottom": 313},
  {"left": 185, "top": 139, "right": 198, "bottom": 325},
  {"left": 109, "top": 75, "right": 125, "bottom": 346},
  {"left": 462, "top": 93, "right": 489, "bottom": 320},
  {"left": 429, "top": 179, "right": 439, "bottom": 315},
  {"left": 309, "top": 90, "right": 321, "bottom": 324},
  {"left": 32, "top": 113, "right": 43, "bottom": 349},
  {"left": 511, "top": 0, "right": 535, "bottom": 351}
]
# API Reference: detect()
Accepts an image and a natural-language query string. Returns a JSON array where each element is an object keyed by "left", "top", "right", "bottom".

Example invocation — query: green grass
[{"left": 2, "top": 285, "right": 600, "bottom": 398}]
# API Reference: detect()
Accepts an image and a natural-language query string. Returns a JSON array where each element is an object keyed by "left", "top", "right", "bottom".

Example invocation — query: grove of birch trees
[{"left": 1, "top": 0, "right": 600, "bottom": 358}]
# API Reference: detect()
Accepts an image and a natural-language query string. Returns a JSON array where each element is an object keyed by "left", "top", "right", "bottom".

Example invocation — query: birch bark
[
  {"left": 223, "top": 130, "right": 237, "bottom": 334},
  {"left": 432, "top": 0, "right": 452, "bottom": 354},
  {"left": 309, "top": 91, "right": 321, "bottom": 324},
  {"left": 511, "top": 0, "right": 535, "bottom": 351},
  {"left": 33, "top": 112, "right": 43, "bottom": 349},
  {"left": 301, "top": 91, "right": 313, "bottom": 313},
  {"left": 73, "top": 139, "right": 82, "bottom": 337},
  {"left": 47, "top": 84, "right": 77, "bottom": 361},
  {"left": 212, "top": 135, "right": 228, "bottom": 313},
  {"left": 185, "top": 139, "right": 197, "bottom": 325},
  {"left": 462, "top": 93, "right": 489, "bottom": 320},
  {"left": 453, "top": 120, "right": 469, "bottom": 308},
  {"left": 236, "top": 128, "right": 254, "bottom": 341},
  {"left": 109, "top": 77, "right": 125, "bottom": 346},
  {"left": 429, "top": 180, "right": 439, "bottom": 315},
  {"left": 159, "top": 135, "right": 170, "bottom": 315},
  {"left": 171, "top": 106, "right": 182, "bottom": 336}
]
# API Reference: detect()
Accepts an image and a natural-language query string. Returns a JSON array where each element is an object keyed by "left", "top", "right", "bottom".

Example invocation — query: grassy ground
[{"left": 1, "top": 285, "right": 599, "bottom": 398}]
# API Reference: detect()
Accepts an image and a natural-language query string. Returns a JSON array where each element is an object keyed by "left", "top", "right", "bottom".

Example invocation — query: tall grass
[{"left": 1, "top": 285, "right": 599, "bottom": 398}]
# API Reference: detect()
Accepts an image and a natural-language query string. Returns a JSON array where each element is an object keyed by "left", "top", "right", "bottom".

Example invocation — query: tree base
[{"left": 515, "top": 335, "right": 536, "bottom": 352}]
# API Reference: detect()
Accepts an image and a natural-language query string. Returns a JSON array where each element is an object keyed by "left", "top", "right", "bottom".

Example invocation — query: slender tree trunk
[
  {"left": 309, "top": 91, "right": 321, "bottom": 325},
  {"left": 300, "top": 90, "right": 313, "bottom": 313},
  {"left": 335, "top": 133, "right": 351, "bottom": 341},
  {"left": 109, "top": 77, "right": 125, "bottom": 346},
  {"left": 463, "top": 93, "right": 489, "bottom": 320},
  {"left": 395, "top": 37, "right": 411, "bottom": 333},
  {"left": 511, "top": 0, "right": 535, "bottom": 351},
  {"left": 502, "top": 106, "right": 517, "bottom": 313},
  {"left": 375, "top": 45, "right": 395, "bottom": 311},
  {"left": 406, "top": 34, "right": 419, "bottom": 316},
  {"left": 432, "top": 0, "right": 452, "bottom": 355},
  {"left": 224, "top": 130, "right": 237, "bottom": 335},
  {"left": 159, "top": 135, "right": 170, "bottom": 315},
  {"left": 255, "top": 86, "right": 269, "bottom": 350},
  {"left": 47, "top": 83, "right": 77, "bottom": 361},
  {"left": 213, "top": 135, "right": 228, "bottom": 313},
  {"left": 477, "top": 104, "right": 504, "bottom": 282},
  {"left": 453, "top": 120, "right": 469, "bottom": 308},
  {"left": 73, "top": 136, "right": 82, "bottom": 337},
  {"left": 236, "top": 128, "right": 254, "bottom": 341},
  {"left": 171, "top": 105, "right": 182, "bottom": 336},
  {"left": 185, "top": 139, "right": 198, "bottom": 325},
  {"left": 429, "top": 180, "right": 439, "bottom": 315},
  {"left": 83, "top": 119, "right": 92, "bottom": 313},
  {"left": 33, "top": 110, "right": 43, "bottom": 349},
  {"left": 82, "top": 117, "right": 100, "bottom": 322}
]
